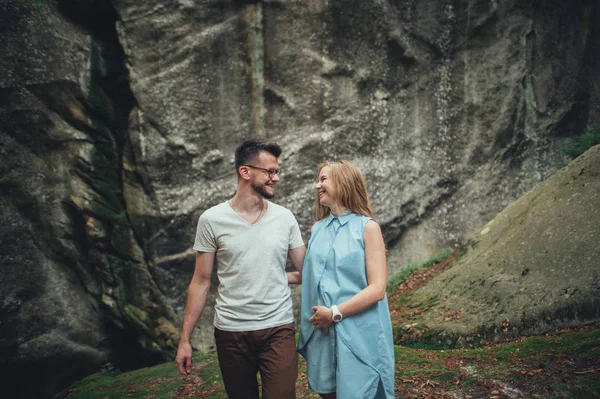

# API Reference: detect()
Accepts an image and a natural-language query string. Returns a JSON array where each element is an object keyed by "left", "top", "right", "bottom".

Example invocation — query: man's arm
[
  {"left": 175, "top": 251, "right": 215, "bottom": 375},
  {"left": 286, "top": 245, "right": 306, "bottom": 284}
]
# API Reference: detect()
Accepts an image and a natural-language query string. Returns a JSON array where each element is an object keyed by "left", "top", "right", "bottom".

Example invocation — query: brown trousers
[{"left": 214, "top": 322, "right": 297, "bottom": 399}]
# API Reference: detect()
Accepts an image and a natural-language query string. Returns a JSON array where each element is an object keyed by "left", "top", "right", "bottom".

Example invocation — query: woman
[{"left": 298, "top": 160, "right": 395, "bottom": 399}]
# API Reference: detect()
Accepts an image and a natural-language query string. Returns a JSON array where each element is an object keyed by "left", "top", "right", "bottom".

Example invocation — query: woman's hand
[{"left": 310, "top": 306, "right": 333, "bottom": 336}]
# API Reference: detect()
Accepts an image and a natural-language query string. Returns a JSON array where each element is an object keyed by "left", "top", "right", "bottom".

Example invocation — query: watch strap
[{"left": 331, "top": 305, "right": 343, "bottom": 322}]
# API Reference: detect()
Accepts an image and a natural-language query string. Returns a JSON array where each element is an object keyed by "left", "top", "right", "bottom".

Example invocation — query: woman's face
[{"left": 315, "top": 165, "right": 337, "bottom": 208}]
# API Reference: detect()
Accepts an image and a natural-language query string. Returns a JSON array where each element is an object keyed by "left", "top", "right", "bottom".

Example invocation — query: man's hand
[
  {"left": 310, "top": 306, "right": 333, "bottom": 336},
  {"left": 175, "top": 251, "right": 214, "bottom": 376},
  {"left": 175, "top": 341, "right": 193, "bottom": 375}
]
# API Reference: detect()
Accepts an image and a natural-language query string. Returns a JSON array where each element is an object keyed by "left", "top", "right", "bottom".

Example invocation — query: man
[{"left": 175, "top": 139, "right": 306, "bottom": 399}]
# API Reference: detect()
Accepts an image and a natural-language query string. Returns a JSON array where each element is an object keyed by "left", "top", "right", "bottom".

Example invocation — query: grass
[
  {"left": 394, "top": 325, "right": 600, "bottom": 398},
  {"left": 58, "top": 325, "right": 600, "bottom": 398},
  {"left": 555, "top": 125, "right": 600, "bottom": 168},
  {"left": 386, "top": 248, "right": 452, "bottom": 293},
  {"left": 560, "top": 125, "right": 600, "bottom": 159},
  {"left": 57, "top": 354, "right": 216, "bottom": 399},
  {"left": 59, "top": 257, "right": 599, "bottom": 399}
]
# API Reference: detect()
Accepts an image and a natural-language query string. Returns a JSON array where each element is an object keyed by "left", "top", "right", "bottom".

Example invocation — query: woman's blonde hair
[{"left": 315, "top": 160, "right": 374, "bottom": 220}]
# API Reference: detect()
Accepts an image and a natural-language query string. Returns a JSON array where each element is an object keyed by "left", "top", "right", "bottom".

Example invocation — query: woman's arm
[
  {"left": 338, "top": 220, "right": 387, "bottom": 313},
  {"left": 310, "top": 220, "right": 387, "bottom": 334}
]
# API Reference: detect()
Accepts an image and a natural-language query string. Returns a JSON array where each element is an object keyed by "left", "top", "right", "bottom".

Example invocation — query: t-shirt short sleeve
[
  {"left": 193, "top": 212, "right": 217, "bottom": 252},
  {"left": 288, "top": 211, "right": 305, "bottom": 249}
]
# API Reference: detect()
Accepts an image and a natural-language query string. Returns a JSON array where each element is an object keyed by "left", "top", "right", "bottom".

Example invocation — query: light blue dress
[{"left": 298, "top": 212, "right": 395, "bottom": 398}]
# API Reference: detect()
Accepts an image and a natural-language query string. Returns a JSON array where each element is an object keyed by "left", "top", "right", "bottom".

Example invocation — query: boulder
[{"left": 394, "top": 146, "right": 600, "bottom": 347}]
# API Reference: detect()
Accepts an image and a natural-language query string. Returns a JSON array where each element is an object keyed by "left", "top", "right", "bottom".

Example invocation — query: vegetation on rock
[
  {"left": 386, "top": 248, "right": 454, "bottom": 294},
  {"left": 561, "top": 125, "right": 600, "bottom": 160}
]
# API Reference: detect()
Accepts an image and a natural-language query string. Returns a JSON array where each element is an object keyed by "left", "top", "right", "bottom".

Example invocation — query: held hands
[
  {"left": 310, "top": 306, "right": 333, "bottom": 336},
  {"left": 175, "top": 341, "right": 193, "bottom": 376}
]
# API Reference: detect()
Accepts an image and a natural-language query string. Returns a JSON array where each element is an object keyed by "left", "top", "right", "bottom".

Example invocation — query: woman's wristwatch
[{"left": 331, "top": 305, "right": 343, "bottom": 322}]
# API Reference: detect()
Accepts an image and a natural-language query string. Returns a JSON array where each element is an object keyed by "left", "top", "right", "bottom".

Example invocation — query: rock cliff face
[{"left": 1, "top": 0, "right": 599, "bottom": 397}]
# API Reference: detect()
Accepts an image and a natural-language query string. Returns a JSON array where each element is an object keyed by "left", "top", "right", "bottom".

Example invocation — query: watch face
[{"left": 333, "top": 315, "right": 342, "bottom": 322}]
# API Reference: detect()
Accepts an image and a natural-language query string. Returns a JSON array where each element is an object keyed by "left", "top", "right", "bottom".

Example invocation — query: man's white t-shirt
[{"left": 193, "top": 200, "right": 305, "bottom": 332}]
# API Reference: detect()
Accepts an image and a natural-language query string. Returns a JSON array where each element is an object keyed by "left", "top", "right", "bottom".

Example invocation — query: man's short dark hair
[{"left": 234, "top": 139, "right": 282, "bottom": 171}]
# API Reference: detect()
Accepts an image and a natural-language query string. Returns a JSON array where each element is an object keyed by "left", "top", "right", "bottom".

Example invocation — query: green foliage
[
  {"left": 19, "top": 0, "right": 55, "bottom": 17},
  {"left": 386, "top": 266, "right": 418, "bottom": 293},
  {"left": 392, "top": 326, "right": 600, "bottom": 397},
  {"left": 386, "top": 248, "right": 452, "bottom": 293},
  {"left": 20, "top": 0, "right": 54, "bottom": 7},
  {"left": 561, "top": 125, "right": 600, "bottom": 159},
  {"left": 100, "top": 362, "right": 121, "bottom": 377},
  {"left": 61, "top": 354, "right": 211, "bottom": 399},
  {"left": 199, "top": 357, "right": 224, "bottom": 387},
  {"left": 60, "top": 325, "right": 600, "bottom": 399}
]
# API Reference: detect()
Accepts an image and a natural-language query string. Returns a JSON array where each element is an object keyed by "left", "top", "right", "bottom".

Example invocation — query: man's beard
[{"left": 252, "top": 181, "right": 275, "bottom": 199}]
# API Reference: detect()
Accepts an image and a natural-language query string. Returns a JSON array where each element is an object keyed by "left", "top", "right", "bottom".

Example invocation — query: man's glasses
[{"left": 244, "top": 165, "right": 281, "bottom": 179}]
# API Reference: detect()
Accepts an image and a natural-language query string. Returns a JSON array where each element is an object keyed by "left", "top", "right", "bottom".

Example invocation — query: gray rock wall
[
  {"left": 1, "top": 2, "right": 110, "bottom": 397},
  {"left": 1, "top": 0, "right": 598, "bottom": 397},
  {"left": 1, "top": 1, "right": 177, "bottom": 397}
]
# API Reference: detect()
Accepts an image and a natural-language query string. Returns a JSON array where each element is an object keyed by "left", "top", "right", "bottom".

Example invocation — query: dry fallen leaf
[{"left": 421, "top": 379, "right": 439, "bottom": 388}]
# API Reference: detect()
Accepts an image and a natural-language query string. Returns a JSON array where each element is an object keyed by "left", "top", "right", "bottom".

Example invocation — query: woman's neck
[{"left": 329, "top": 203, "right": 347, "bottom": 217}]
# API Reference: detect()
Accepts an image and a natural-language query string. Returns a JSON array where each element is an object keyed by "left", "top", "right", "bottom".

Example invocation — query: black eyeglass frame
[{"left": 243, "top": 165, "right": 281, "bottom": 179}]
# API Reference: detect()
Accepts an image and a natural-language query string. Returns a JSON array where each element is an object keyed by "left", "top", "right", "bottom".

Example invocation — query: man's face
[{"left": 248, "top": 151, "right": 280, "bottom": 199}]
